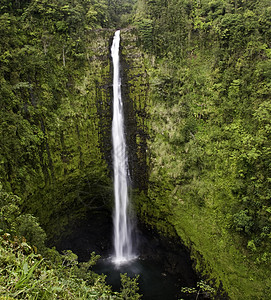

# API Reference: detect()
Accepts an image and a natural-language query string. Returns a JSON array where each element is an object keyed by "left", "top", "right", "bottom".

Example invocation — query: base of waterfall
[
  {"left": 94, "top": 255, "right": 196, "bottom": 300},
  {"left": 111, "top": 254, "right": 138, "bottom": 267},
  {"left": 56, "top": 214, "right": 199, "bottom": 299}
]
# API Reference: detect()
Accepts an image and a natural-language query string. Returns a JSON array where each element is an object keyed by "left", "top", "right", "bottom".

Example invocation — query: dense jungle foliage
[
  {"left": 134, "top": 0, "right": 271, "bottom": 299},
  {"left": 0, "top": 0, "right": 141, "bottom": 299},
  {"left": 0, "top": 186, "right": 142, "bottom": 299},
  {"left": 1, "top": 0, "right": 271, "bottom": 299}
]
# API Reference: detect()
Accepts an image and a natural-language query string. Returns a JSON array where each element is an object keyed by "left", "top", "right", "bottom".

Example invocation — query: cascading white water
[{"left": 111, "top": 30, "right": 135, "bottom": 265}]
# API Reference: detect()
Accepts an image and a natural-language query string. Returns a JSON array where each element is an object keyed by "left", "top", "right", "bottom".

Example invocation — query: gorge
[{"left": 1, "top": 0, "right": 271, "bottom": 299}]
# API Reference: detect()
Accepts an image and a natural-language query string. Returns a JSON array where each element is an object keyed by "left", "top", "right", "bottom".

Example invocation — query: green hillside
[
  {"left": 134, "top": 0, "right": 271, "bottom": 298},
  {"left": 1, "top": 0, "right": 271, "bottom": 299}
]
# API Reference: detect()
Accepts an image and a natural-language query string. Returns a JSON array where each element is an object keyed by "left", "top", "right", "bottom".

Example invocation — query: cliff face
[
  {"left": 120, "top": 28, "right": 149, "bottom": 192},
  {"left": 0, "top": 22, "right": 150, "bottom": 241},
  {"left": 132, "top": 0, "right": 271, "bottom": 298},
  {"left": 0, "top": 29, "right": 112, "bottom": 238}
]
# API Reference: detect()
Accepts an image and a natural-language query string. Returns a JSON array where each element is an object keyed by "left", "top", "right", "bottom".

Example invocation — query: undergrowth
[
  {"left": 0, "top": 185, "right": 141, "bottom": 300},
  {"left": 0, "top": 234, "right": 141, "bottom": 299}
]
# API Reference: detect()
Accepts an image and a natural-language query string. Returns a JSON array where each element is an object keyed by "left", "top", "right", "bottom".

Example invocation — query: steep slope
[
  {"left": 134, "top": 0, "right": 271, "bottom": 298},
  {"left": 0, "top": 1, "right": 115, "bottom": 240}
]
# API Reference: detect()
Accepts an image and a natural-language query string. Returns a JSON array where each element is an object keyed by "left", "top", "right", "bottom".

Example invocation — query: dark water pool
[
  {"left": 56, "top": 213, "right": 200, "bottom": 299},
  {"left": 94, "top": 256, "right": 195, "bottom": 300}
]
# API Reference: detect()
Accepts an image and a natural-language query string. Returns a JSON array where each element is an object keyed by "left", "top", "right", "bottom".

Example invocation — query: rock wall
[
  {"left": 0, "top": 29, "right": 115, "bottom": 240},
  {"left": 120, "top": 28, "right": 149, "bottom": 192}
]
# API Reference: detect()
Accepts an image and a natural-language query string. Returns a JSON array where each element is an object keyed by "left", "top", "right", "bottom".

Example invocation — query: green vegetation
[
  {"left": 0, "top": 2, "right": 142, "bottom": 299},
  {"left": 120, "top": 273, "right": 141, "bottom": 300},
  {"left": 181, "top": 280, "right": 215, "bottom": 299},
  {"left": 0, "top": 0, "right": 114, "bottom": 239},
  {"left": 0, "top": 234, "right": 107, "bottom": 299},
  {"left": 1, "top": 0, "right": 271, "bottom": 299},
  {"left": 133, "top": 0, "right": 271, "bottom": 298},
  {"left": 0, "top": 186, "right": 142, "bottom": 299},
  {"left": 0, "top": 234, "right": 141, "bottom": 299}
]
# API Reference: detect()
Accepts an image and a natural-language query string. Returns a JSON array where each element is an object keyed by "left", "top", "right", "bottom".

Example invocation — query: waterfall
[{"left": 111, "top": 30, "right": 135, "bottom": 265}]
